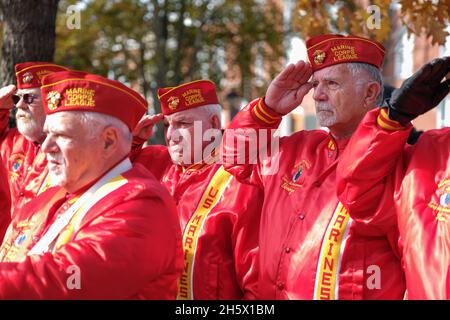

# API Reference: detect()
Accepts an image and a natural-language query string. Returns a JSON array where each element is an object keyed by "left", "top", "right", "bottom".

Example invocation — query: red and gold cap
[
  {"left": 15, "top": 62, "right": 70, "bottom": 89},
  {"left": 306, "top": 34, "right": 385, "bottom": 72},
  {"left": 157, "top": 80, "right": 219, "bottom": 115},
  {"left": 40, "top": 70, "right": 147, "bottom": 131}
]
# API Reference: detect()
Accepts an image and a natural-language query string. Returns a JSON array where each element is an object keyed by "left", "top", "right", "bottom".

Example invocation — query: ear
[
  {"left": 101, "top": 126, "right": 119, "bottom": 156},
  {"left": 364, "top": 82, "right": 382, "bottom": 109},
  {"left": 210, "top": 114, "right": 221, "bottom": 130}
]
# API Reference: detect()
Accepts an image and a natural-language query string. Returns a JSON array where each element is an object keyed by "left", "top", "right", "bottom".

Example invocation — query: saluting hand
[
  {"left": 0, "top": 85, "right": 16, "bottom": 110},
  {"left": 132, "top": 113, "right": 164, "bottom": 142},
  {"left": 264, "top": 60, "right": 313, "bottom": 115}
]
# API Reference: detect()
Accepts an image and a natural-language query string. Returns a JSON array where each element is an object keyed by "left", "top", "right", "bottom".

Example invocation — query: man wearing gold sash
[
  {"left": 0, "top": 62, "right": 70, "bottom": 223},
  {"left": 0, "top": 70, "right": 182, "bottom": 299},
  {"left": 221, "top": 34, "right": 405, "bottom": 299},
  {"left": 134, "top": 80, "right": 261, "bottom": 299}
]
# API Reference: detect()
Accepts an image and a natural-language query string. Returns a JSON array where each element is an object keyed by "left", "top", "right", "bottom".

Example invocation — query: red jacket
[
  {"left": 134, "top": 146, "right": 261, "bottom": 299},
  {"left": 221, "top": 98, "right": 405, "bottom": 299},
  {"left": 0, "top": 110, "right": 168, "bottom": 217},
  {"left": 0, "top": 162, "right": 182, "bottom": 299},
  {"left": 337, "top": 108, "right": 450, "bottom": 299},
  {"left": 0, "top": 110, "right": 49, "bottom": 217},
  {"left": 0, "top": 159, "right": 10, "bottom": 242}
]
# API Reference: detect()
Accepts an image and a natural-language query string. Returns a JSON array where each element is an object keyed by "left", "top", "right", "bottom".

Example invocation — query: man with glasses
[
  {"left": 0, "top": 62, "right": 69, "bottom": 220},
  {"left": 0, "top": 70, "right": 182, "bottom": 299}
]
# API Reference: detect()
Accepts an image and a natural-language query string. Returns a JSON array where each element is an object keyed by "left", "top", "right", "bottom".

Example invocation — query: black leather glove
[{"left": 385, "top": 57, "right": 450, "bottom": 125}]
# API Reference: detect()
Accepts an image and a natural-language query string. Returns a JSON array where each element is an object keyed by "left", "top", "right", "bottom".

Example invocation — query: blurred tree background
[
  {"left": 55, "top": 0, "right": 285, "bottom": 143},
  {"left": 0, "top": 0, "right": 60, "bottom": 127},
  {"left": 0, "top": 0, "right": 60, "bottom": 86},
  {"left": 292, "top": 0, "right": 449, "bottom": 45},
  {"left": 56, "top": 0, "right": 285, "bottom": 98}
]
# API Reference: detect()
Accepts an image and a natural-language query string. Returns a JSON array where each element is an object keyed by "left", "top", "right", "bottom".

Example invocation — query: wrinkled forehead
[
  {"left": 312, "top": 63, "right": 351, "bottom": 81},
  {"left": 44, "top": 111, "right": 83, "bottom": 133},
  {"left": 164, "top": 108, "right": 205, "bottom": 123}
]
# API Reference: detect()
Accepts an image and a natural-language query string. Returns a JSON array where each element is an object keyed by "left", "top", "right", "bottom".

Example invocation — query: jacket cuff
[
  {"left": 377, "top": 108, "right": 406, "bottom": 131},
  {"left": 250, "top": 97, "right": 283, "bottom": 125},
  {"left": 131, "top": 136, "right": 147, "bottom": 149}
]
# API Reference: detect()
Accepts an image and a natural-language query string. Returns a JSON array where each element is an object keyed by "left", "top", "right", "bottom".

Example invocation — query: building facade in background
[{"left": 220, "top": 2, "right": 450, "bottom": 134}]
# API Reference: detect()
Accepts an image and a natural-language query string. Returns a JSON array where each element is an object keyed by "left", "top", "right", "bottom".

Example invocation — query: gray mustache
[
  {"left": 316, "top": 107, "right": 334, "bottom": 112},
  {"left": 16, "top": 111, "right": 32, "bottom": 119}
]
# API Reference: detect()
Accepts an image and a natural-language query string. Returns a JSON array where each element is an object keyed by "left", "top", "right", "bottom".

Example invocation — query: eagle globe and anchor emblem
[{"left": 428, "top": 179, "right": 450, "bottom": 222}]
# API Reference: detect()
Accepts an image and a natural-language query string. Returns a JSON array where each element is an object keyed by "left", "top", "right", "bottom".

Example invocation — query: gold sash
[
  {"left": 313, "top": 202, "right": 352, "bottom": 300},
  {"left": 52, "top": 175, "right": 128, "bottom": 252},
  {"left": 28, "top": 158, "right": 132, "bottom": 256},
  {"left": 177, "top": 166, "right": 233, "bottom": 300}
]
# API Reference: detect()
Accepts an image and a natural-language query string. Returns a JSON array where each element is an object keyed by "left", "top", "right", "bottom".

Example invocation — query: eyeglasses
[{"left": 12, "top": 93, "right": 38, "bottom": 105}]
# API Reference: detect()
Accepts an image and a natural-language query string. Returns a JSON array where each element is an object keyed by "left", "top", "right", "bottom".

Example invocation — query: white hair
[
  {"left": 190, "top": 103, "right": 222, "bottom": 123},
  {"left": 169, "top": 103, "right": 222, "bottom": 126},
  {"left": 346, "top": 62, "right": 384, "bottom": 105},
  {"left": 76, "top": 111, "right": 132, "bottom": 144}
]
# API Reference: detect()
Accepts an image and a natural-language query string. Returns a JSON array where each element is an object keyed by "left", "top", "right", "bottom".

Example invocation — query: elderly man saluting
[
  {"left": 0, "top": 70, "right": 182, "bottom": 299},
  {"left": 222, "top": 34, "right": 405, "bottom": 299},
  {"left": 0, "top": 63, "right": 69, "bottom": 217}
]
